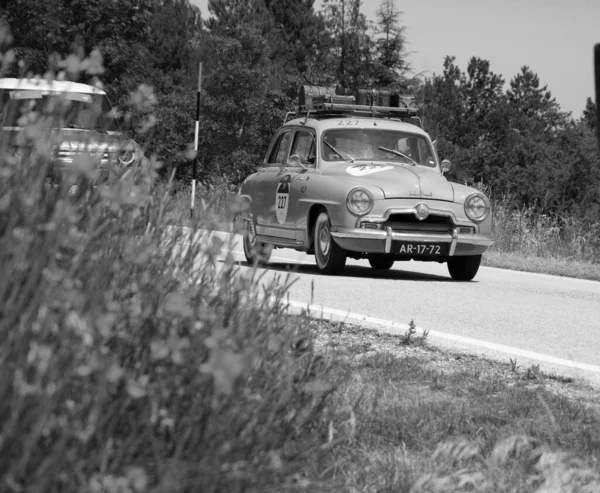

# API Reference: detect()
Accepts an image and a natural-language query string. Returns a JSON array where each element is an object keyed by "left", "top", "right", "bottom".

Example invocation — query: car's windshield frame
[{"left": 321, "top": 128, "right": 438, "bottom": 168}]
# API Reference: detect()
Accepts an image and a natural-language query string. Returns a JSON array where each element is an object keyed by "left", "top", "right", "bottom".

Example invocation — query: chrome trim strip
[
  {"left": 449, "top": 228, "right": 458, "bottom": 256},
  {"left": 331, "top": 228, "right": 494, "bottom": 247},
  {"left": 385, "top": 227, "right": 392, "bottom": 253},
  {"left": 255, "top": 235, "right": 303, "bottom": 247}
]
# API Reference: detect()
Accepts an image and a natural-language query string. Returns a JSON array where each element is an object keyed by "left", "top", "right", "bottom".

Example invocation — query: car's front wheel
[
  {"left": 447, "top": 254, "right": 482, "bottom": 281},
  {"left": 368, "top": 254, "right": 395, "bottom": 270},
  {"left": 314, "top": 211, "right": 346, "bottom": 275},
  {"left": 243, "top": 219, "right": 271, "bottom": 265}
]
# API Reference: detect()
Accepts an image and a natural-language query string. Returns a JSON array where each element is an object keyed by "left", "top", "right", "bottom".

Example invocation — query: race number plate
[{"left": 396, "top": 242, "right": 448, "bottom": 256}]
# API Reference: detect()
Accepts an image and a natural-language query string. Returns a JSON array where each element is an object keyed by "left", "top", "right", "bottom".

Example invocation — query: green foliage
[
  {"left": 422, "top": 56, "right": 600, "bottom": 228},
  {"left": 0, "top": 74, "right": 337, "bottom": 491},
  {"left": 372, "top": 0, "right": 411, "bottom": 89},
  {"left": 322, "top": 0, "right": 374, "bottom": 92}
]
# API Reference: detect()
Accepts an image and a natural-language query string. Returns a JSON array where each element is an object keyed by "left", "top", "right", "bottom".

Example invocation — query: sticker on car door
[{"left": 275, "top": 174, "right": 291, "bottom": 224}]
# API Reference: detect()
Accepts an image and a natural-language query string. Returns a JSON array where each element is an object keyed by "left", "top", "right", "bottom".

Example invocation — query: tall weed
[
  {"left": 0, "top": 70, "right": 335, "bottom": 492},
  {"left": 472, "top": 182, "right": 600, "bottom": 263}
]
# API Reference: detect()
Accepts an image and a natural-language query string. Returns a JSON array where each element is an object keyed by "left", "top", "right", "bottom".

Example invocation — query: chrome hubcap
[
  {"left": 318, "top": 224, "right": 330, "bottom": 258},
  {"left": 245, "top": 222, "right": 256, "bottom": 250}
]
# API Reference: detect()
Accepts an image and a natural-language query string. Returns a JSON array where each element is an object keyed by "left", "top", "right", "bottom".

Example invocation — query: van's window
[{"left": 0, "top": 90, "right": 117, "bottom": 131}]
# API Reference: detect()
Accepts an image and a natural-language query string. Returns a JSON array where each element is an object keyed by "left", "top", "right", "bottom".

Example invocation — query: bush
[{"left": 0, "top": 76, "right": 336, "bottom": 492}]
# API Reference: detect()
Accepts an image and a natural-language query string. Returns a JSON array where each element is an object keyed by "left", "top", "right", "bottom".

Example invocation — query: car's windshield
[
  {"left": 322, "top": 129, "right": 437, "bottom": 167},
  {"left": 0, "top": 90, "right": 118, "bottom": 132}
]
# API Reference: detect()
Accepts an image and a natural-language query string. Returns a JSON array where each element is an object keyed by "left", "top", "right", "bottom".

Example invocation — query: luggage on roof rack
[{"left": 297, "top": 85, "right": 419, "bottom": 118}]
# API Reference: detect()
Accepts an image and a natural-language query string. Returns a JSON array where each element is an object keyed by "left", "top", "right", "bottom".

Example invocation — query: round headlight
[
  {"left": 347, "top": 188, "right": 374, "bottom": 216},
  {"left": 118, "top": 149, "right": 135, "bottom": 166},
  {"left": 464, "top": 193, "right": 490, "bottom": 222}
]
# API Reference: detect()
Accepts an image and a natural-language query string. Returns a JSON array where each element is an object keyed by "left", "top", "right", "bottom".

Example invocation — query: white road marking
[
  {"left": 173, "top": 227, "right": 600, "bottom": 378},
  {"left": 285, "top": 299, "right": 600, "bottom": 375}
]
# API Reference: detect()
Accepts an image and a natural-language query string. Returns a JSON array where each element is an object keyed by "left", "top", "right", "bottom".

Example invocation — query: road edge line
[{"left": 285, "top": 299, "right": 600, "bottom": 375}]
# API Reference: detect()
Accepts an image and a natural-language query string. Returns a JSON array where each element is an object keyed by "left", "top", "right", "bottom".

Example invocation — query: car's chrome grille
[
  {"left": 56, "top": 149, "right": 110, "bottom": 163},
  {"left": 384, "top": 213, "right": 454, "bottom": 234}
]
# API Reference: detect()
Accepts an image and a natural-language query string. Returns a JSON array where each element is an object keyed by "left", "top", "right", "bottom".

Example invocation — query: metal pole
[
  {"left": 594, "top": 44, "right": 600, "bottom": 151},
  {"left": 191, "top": 62, "right": 202, "bottom": 220}
]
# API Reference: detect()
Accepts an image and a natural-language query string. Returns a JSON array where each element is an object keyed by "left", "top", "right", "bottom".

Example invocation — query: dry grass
[
  {"left": 482, "top": 250, "right": 600, "bottom": 281},
  {"left": 310, "top": 321, "right": 600, "bottom": 492}
]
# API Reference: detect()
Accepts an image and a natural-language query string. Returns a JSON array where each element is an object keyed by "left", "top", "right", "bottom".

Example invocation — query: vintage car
[
  {"left": 237, "top": 86, "right": 494, "bottom": 281},
  {"left": 0, "top": 77, "right": 145, "bottom": 192}
]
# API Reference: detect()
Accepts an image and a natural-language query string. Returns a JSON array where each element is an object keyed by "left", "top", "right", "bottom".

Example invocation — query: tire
[
  {"left": 243, "top": 219, "right": 271, "bottom": 265},
  {"left": 368, "top": 254, "right": 395, "bottom": 270},
  {"left": 447, "top": 254, "right": 482, "bottom": 281},
  {"left": 314, "top": 211, "right": 346, "bottom": 275}
]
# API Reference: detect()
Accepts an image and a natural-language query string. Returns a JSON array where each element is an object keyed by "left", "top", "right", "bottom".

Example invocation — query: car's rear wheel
[
  {"left": 368, "top": 254, "right": 395, "bottom": 270},
  {"left": 314, "top": 211, "right": 346, "bottom": 275},
  {"left": 447, "top": 254, "right": 482, "bottom": 281},
  {"left": 243, "top": 219, "right": 271, "bottom": 265}
]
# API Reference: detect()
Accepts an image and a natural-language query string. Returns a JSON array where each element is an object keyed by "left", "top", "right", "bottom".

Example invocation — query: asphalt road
[{"left": 191, "top": 229, "right": 600, "bottom": 385}]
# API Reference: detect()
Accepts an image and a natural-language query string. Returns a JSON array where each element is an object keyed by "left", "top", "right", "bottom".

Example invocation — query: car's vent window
[
  {"left": 290, "top": 130, "right": 316, "bottom": 166},
  {"left": 267, "top": 130, "right": 291, "bottom": 165}
]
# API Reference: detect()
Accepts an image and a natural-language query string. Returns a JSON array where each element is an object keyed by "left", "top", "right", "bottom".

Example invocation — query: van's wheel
[
  {"left": 368, "top": 254, "right": 395, "bottom": 270},
  {"left": 243, "top": 219, "right": 271, "bottom": 265},
  {"left": 447, "top": 254, "right": 482, "bottom": 281},
  {"left": 314, "top": 211, "right": 346, "bottom": 274}
]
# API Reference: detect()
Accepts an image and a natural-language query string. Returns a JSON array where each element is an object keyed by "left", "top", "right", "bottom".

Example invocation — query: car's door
[
  {"left": 285, "top": 128, "right": 317, "bottom": 243},
  {"left": 257, "top": 127, "right": 318, "bottom": 242},
  {"left": 253, "top": 128, "right": 292, "bottom": 238}
]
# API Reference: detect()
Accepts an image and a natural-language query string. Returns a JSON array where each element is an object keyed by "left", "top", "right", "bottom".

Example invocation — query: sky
[{"left": 190, "top": 0, "right": 599, "bottom": 118}]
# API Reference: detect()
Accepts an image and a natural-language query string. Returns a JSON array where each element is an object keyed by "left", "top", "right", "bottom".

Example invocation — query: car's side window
[
  {"left": 266, "top": 130, "right": 291, "bottom": 166},
  {"left": 290, "top": 130, "right": 316, "bottom": 166},
  {"left": 418, "top": 139, "right": 436, "bottom": 167}
]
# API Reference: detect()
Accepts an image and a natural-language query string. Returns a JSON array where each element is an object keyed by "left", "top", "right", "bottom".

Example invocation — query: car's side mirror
[{"left": 441, "top": 159, "right": 451, "bottom": 175}]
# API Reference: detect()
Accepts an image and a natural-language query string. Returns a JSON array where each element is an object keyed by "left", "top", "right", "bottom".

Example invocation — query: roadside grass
[
  {"left": 312, "top": 321, "right": 600, "bottom": 492},
  {"left": 484, "top": 197, "right": 600, "bottom": 281},
  {"left": 482, "top": 250, "right": 600, "bottom": 281}
]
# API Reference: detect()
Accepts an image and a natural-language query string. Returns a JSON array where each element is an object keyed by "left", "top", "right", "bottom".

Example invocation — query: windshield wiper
[
  {"left": 378, "top": 146, "right": 417, "bottom": 166},
  {"left": 325, "top": 141, "right": 354, "bottom": 163}
]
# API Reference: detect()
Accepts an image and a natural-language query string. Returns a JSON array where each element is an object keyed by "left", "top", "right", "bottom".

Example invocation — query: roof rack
[{"left": 291, "top": 85, "right": 419, "bottom": 120}]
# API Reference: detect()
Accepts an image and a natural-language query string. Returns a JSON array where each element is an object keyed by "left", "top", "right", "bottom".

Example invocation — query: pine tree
[
  {"left": 321, "top": 0, "right": 372, "bottom": 93},
  {"left": 582, "top": 97, "right": 597, "bottom": 130},
  {"left": 372, "top": 0, "right": 410, "bottom": 89}
]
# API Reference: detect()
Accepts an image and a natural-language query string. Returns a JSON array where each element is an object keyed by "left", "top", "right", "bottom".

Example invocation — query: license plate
[{"left": 396, "top": 242, "right": 448, "bottom": 256}]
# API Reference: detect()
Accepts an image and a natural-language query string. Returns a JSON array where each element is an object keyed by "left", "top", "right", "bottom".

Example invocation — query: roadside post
[
  {"left": 191, "top": 62, "right": 202, "bottom": 220},
  {"left": 595, "top": 44, "right": 600, "bottom": 151}
]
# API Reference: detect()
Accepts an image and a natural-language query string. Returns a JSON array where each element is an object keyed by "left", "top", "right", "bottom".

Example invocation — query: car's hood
[{"left": 328, "top": 163, "right": 455, "bottom": 202}]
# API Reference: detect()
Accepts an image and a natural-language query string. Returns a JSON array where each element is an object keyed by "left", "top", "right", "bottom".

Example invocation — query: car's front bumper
[{"left": 331, "top": 227, "right": 494, "bottom": 257}]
